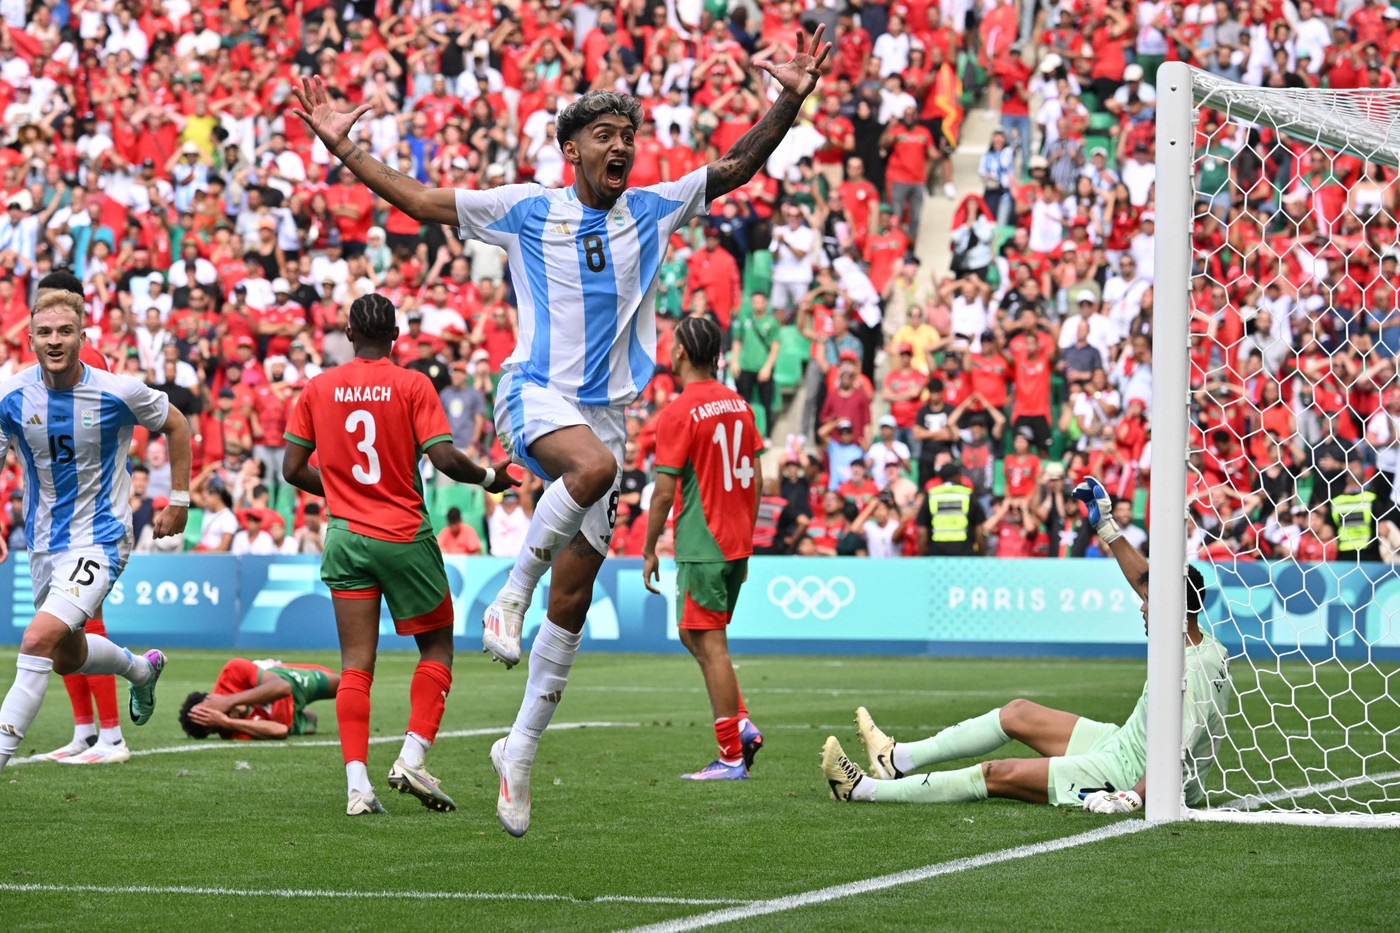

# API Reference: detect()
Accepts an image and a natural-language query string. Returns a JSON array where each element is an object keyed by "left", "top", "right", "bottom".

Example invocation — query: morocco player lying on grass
[
  {"left": 822, "top": 476, "right": 1234, "bottom": 814},
  {"left": 179, "top": 658, "right": 339, "bottom": 741}
]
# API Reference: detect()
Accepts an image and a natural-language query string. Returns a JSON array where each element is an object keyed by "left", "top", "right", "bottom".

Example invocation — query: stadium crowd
[{"left": 0, "top": 0, "right": 1397, "bottom": 562}]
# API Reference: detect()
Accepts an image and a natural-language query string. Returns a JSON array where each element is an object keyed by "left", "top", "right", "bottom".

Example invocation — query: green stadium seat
[
  {"left": 432, "top": 484, "right": 486, "bottom": 538},
  {"left": 1297, "top": 475, "right": 1314, "bottom": 508},
  {"left": 743, "top": 250, "right": 773, "bottom": 298},
  {"left": 183, "top": 507, "right": 204, "bottom": 552},
  {"left": 1088, "top": 112, "right": 1117, "bottom": 133},
  {"left": 1079, "top": 90, "right": 1101, "bottom": 113},
  {"left": 773, "top": 325, "right": 810, "bottom": 393},
  {"left": 992, "top": 460, "right": 1006, "bottom": 497},
  {"left": 272, "top": 483, "right": 298, "bottom": 527},
  {"left": 1133, "top": 487, "right": 1148, "bottom": 523},
  {"left": 1082, "top": 134, "right": 1113, "bottom": 166}
]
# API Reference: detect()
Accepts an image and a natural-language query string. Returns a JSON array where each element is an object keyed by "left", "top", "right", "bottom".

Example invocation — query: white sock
[
  {"left": 73, "top": 722, "right": 97, "bottom": 744},
  {"left": 505, "top": 618, "right": 582, "bottom": 766},
  {"left": 400, "top": 732, "right": 429, "bottom": 769},
  {"left": 504, "top": 482, "right": 594, "bottom": 599},
  {"left": 77, "top": 635, "right": 147, "bottom": 683},
  {"left": 850, "top": 775, "right": 876, "bottom": 802},
  {"left": 99, "top": 726, "right": 123, "bottom": 746},
  {"left": 0, "top": 654, "right": 54, "bottom": 771},
  {"left": 346, "top": 760, "right": 372, "bottom": 796}
]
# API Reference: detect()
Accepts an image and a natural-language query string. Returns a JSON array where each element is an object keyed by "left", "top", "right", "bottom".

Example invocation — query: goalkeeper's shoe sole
[
  {"left": 346, "top": 790, "right": 388, "bottom": 816},
  {"left": 41, "top": 736, "right": 96, "bottom": 761},
  {"left": 821, "top": 736, "right": 867, "bottom": 802},
  {"left": 57, "top": 741, "right": 130, "bottom": 765},
  {"left": 681, "top": 759, "right": 748, "bottom": 781},
  {"left": 127, "top": 650, "right": 166, "bottom": 726},
  {"left": 491, "top": 737, "right": 531, "bottom": 837},
  {"left": 482, "top": 596, "right": 527, "bottom": 669},
  {"left": 855, "top": 706, "right": 903, "bottom": 780},
  {"left": 387, "top": 758, "right": 456, "bottom": 812},
  {"left": 739, "top": 719, "right": 764, "bottom": 771}
]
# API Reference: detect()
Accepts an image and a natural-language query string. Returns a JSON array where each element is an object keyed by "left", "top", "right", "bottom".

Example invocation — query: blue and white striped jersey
[
  {"left": 455, "top": 167, "right": 710, "bottom": 407},
  {"left": 0, "top": 365, "right": 170, "bottom": 553}
]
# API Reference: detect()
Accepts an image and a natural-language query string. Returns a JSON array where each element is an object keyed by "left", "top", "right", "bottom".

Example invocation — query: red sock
[
  {"left": 714, "top": 716, "right": 743, "bottom": 764},
  {"left": 62, "top": 675, "right": 93, "bottom": 726},
  {"left": 89, "top": 676, "right": 121, "bottom": 729},
  {"left": 406, "top": 660, "right": 452, "bottom": 743},
  {"left": 736, "top": 687, "right": 749, "bottom": 721},
  {"left": 337, "top": 669, "right": 373, "bottom": 765}
]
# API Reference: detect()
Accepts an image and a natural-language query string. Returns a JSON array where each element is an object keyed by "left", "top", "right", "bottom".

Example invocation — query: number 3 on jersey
[
  {"left": 346, "top": 410, "right": 381, "bottom": 485},
  {"left": 712, "top": 421, "right": 753, "bottom": 491}
]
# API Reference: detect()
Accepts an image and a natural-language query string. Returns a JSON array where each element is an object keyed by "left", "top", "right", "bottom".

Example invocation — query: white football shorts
[
  {"left": 494, "top": 371, "right": 625, "bottom": 556},
  {"left": 31, "top": 543, "right": 127, "bottom": 630}
]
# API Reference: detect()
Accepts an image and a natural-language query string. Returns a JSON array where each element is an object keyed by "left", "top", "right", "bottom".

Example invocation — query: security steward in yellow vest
[
  {"left": 1331, "top": 471, "right": 1380, "bottom": 562},
  {"left": 918, "top": 462, "right": 986, "bottom": 556}
]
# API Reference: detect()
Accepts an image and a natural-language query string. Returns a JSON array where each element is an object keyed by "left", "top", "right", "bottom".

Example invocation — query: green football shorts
[
  {"left": 1046, "top": 717, "right": 1141, "bottom": 807},
  {"left": 264, "top": 666, "right": 335, "bottom": 735},
  {"left": 320, "top": 526, "right": 453, "bottom": 635},
  {"left": 676, "top": 559, "right": 748, "bottom": 630}
]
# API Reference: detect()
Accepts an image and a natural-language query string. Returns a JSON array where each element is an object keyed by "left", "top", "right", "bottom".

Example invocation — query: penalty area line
[
  {"left": 0, "top": 883, "right": 749, "bottom": 907},
  {"left": 8, "top": 721, "right": 640, "bottom": 767},
  {"left": 622, "top": 821, "right": 1153, "bottom": 933}
]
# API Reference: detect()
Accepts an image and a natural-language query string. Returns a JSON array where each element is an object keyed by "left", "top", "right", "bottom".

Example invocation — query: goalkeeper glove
[
  {"left": 1072, "top": 476, "right": 1120, "bottom": 545},
  {"left": 1080, "top": 789, "right": 1142, "bottom": 814}
]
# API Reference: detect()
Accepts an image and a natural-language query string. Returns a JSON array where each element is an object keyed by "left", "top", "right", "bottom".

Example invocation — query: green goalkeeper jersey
[{"left": 1101, "top": 634, "right": 1233, "bottom": 805}]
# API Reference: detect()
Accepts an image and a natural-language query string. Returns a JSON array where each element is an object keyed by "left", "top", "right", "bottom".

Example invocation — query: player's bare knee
[
  {"left": 1000, "top": 698, "right": 1032, "bottom": 734},
  {"left": 565, "top": 458, "right": 618, "bottom": 506}
]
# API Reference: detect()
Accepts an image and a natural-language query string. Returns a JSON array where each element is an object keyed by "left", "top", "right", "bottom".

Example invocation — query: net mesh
[{"left": 1183, "top": 76, "right": 1400, "bottom": 822}]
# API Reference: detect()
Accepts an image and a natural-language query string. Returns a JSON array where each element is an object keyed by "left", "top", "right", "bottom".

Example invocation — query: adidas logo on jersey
[
  {"left": 549, "top": 222, "right": 572, "bottom": 235},
  {"left": 25, "top": 413, "right": 41, "bottom": 426}
]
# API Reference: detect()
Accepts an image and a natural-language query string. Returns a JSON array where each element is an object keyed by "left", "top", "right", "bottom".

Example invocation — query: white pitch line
[
  {"left": 1219, "top": 768, "right": 1400, "bottom": 811},
  {"left": 622, "top": 821, "right": 1153, "bottom": 933},
  {"left": 0, "top": 883, "right": 749, "bottom": 907},
  {"left": 8, "top": 721, "right": 639, "bottom": 767},
  {"left": 567, "top": 685, "right": 1099, "bottom": 699}
]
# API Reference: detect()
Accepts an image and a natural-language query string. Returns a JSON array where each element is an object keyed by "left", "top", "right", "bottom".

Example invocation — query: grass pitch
[{"left": 0, "top": 651, "right": 1394, "bottom": 931}]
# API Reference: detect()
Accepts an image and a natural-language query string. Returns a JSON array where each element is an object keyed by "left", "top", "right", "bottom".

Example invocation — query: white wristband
[
  {"left": 168, "top": 491, "right": 191, "bottom": 508},
  {"left": 1096, "top": 518, "right": 1121, "bottom": 546},
  {"left": 480, "top": 467, "right": 496, "bottom": 489}
]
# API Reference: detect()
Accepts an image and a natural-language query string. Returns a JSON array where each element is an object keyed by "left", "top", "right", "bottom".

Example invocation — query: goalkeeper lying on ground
[
  {"left": 179, "top": 658, "right": 339, "bottom": 741},
  {"left": 822, "top": 476, "right": 1234, "bottom": 814}
]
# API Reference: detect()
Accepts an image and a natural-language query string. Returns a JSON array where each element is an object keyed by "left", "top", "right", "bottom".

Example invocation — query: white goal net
[{"left": 1148, "top": 64, "right": 1400, "bottom": 827}]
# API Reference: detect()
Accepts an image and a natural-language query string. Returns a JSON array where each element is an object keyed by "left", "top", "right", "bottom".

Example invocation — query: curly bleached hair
[
  {"left": 556, "top": 90, "right": 643, "bottom": 149},
  {"left": 31, "top": 289, "right": 85, "bottom": 320}
]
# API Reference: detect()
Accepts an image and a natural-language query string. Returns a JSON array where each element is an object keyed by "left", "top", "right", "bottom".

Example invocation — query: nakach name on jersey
[
  {"left": 654, "top": 379, "right": 763, "bottom": 562},
  {"left": 0, "top": 364, "right": 168, "bottom": 552},
  {"left": 453, "top": 167, "right": 710, "bottom": 407},
  {"left": 284, "top": 357, "right": 453, "bottom": 544}
]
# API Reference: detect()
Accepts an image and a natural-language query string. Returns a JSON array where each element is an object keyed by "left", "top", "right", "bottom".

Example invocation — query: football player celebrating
[
  {"left": 291, "top": 24, "right": 830, "bottom": 836},
  {"left": 644, "top": 316, "right": 765, "bottom": 780}
]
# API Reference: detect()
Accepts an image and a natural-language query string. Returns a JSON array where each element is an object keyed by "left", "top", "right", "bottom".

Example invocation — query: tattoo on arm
[{"left": 706, "top": 92, "right": 803, "bottom": 201}]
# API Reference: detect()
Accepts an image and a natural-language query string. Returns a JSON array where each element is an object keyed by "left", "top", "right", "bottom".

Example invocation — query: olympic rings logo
[{"left": 766, "top": 575, "right": 856, "bottom": 621}]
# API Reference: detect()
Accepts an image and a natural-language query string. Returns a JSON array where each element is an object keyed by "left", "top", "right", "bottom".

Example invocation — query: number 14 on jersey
[{"left": 712, "top": 422, "right": 753, "bottom": 491}]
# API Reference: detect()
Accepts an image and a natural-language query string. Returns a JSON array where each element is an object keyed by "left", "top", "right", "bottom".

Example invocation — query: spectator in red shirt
[
  {"left": 881, "top": 108, "right": 935, "bottom": 244},
  {"left": 1010, "top": 330, "right": 1055, "bottom": 451},
  {"left": 325, "top": 172, "right": 374, "bottom": 257},
  {"left": 437, "top": 507, "right": 484, "bottom": 555},
  {"left": 819, "top": 357, "right": 875, "bottom": 442},
  {"left": 1004, "top": 428, "right": 1042, "bottom": 499},
  {"left": 838, "top": 459, "right": 880, "bottom": 509},
  {"left": 882, "top": 344, "right": 925, "bottom": 449},
  {"left": 837, "top": 156, "right": 880, "bottom": 251},
  {"left": 807, "top": 490, "right": 851, "bottom": 556},
  {"left": 683, "top": 226, "right": 741, "bottom": 331}
]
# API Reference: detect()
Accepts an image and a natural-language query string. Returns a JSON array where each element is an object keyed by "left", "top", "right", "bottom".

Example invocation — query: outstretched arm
[
  {"left": 290, "top": 76, "right": 458, "bottom": 225},
  {"left": 1073, "top": 476, "right": 1149, "bottom": 599},
  {"left": 705, "top": 26, "right": 831, "bottom": 202}
]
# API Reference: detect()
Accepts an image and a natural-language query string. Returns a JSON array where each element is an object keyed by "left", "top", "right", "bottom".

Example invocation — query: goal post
[{"left": 1148, "top": 63, "right": 1400, "bottom": 828}]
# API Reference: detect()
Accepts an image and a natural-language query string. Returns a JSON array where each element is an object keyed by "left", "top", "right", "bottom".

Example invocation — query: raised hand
[
  {"left": 289, "top": 75, "right": 371, "bottom": 149},
  {"left": 753, "top": 24, "right": 832, "bottom": 99}
]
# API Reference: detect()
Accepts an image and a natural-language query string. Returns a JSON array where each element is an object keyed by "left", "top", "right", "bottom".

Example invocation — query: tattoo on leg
[{"left": 568, "top": 532, "right": 603, "bottom": 558}]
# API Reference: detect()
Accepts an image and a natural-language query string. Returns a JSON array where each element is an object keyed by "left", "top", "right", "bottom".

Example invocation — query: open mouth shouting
[{"left": 604, "top": 157, "right": 628, "bottom": 188}]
